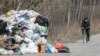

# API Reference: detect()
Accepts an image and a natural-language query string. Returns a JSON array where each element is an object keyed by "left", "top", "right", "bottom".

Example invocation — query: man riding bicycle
[{"left": 81, "top": 17, "right": 90, "bottom": 42}]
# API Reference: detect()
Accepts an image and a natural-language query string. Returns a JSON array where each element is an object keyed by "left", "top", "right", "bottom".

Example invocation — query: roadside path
[{"left": 67, "top": 34, "right": 100, "bottom": 56}]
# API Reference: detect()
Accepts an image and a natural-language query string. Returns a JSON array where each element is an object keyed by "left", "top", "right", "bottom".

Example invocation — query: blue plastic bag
[{"left": 45, "top": 43, "right": 52, "bottom": 53}]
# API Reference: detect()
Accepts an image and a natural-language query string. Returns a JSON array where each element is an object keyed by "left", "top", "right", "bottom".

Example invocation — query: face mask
[{"left": 85, "top": 20, "right": 88, "bottom": 22}]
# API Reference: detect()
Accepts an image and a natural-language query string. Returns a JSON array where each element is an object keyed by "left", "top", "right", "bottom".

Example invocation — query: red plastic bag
[{"left": 55, "top": 42, "right": 63, "bottom": 49}]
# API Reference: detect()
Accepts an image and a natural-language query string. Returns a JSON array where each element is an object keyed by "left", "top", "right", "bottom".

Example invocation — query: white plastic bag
[
  {"left": 23, "top": 37, "right": 33, "bottom": 42},
  {"left": 24, "top": 20, "right": 36, "bottom": 30},
  {"left": 0, "top": 48, "right": 7, "bottom": 55},
  {"left": 14, "top": 35, "right": 23, "bottom": 43},
  {"left": 7, "top": 50, "right": 14, "bottom": 55},
  {"left": 41, "top": 37, "right": 47, "bottom": 44},
  {"left": 23, "top": 30, "right": 34, "bottom": 39},
  {"left": 20, "top": 41, "right": 38, "bottom": 54},
  {"left": 35, "top": 37, "right": 47, "bottom": 45}
]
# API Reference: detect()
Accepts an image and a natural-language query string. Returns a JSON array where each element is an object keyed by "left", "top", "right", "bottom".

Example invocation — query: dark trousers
[{"left": 82, "top": 28, "right": 90, "bottom": 41}]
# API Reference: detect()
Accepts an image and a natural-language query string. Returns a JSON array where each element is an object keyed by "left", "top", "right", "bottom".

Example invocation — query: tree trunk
[
  {"left": 67, "top": 0, "right": 71, "bottom": 28},
  {"left": 77, "top": 0, "right": 83, "bottom": 20},
  {"left": 16, "top": 0, "right": 22, "bottom": 10},
  {"left": 90, "top": 0, "right": 96, "bottom": 20}
]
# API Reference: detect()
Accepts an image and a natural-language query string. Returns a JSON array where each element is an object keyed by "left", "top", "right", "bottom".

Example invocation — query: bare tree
[
  {"left": 90, "top": 0, "right": 96, "bottom": 20},
  {"left": 77, "top": 0, "right": 83, "bottom": 20},
  {"left": 67, "top": 0, "right": 71, "bottom": 29},
  {"left": 16, "top": 0, "right": 22, "bottom": 10}
]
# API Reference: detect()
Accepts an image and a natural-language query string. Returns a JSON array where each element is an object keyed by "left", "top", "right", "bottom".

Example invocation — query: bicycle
[{"left": 82, "top": 27, "right": 90, "bottom": 43}]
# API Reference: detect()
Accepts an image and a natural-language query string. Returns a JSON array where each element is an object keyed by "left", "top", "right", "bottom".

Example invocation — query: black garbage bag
[
  {"left": 35, "top": 15, "right": 49, "bottom": 27},
  {"left": 0, "top": 20, "right": 9, "bottom": 34},
  {"left": 58, "top": 46, "right": 70, "bottom": 53}
]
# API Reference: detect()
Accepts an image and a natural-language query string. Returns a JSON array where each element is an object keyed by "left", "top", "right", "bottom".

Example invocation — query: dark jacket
[{"left": 81, "top": 19, "right": 90, "bottom": 29}]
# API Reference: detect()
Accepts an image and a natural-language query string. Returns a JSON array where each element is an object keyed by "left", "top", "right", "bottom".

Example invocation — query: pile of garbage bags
[{"left": 0, "top": 10, "right": 58, "bottom": 55}]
